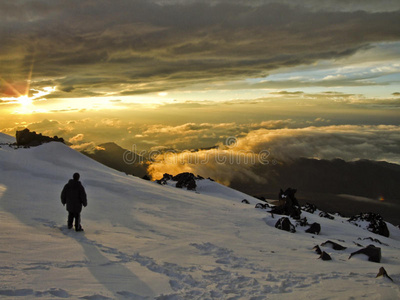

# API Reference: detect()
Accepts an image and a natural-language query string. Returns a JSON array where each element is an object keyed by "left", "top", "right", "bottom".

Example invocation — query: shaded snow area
[{"left": 1, "top": 133, "right": 400, "bottom": 299}]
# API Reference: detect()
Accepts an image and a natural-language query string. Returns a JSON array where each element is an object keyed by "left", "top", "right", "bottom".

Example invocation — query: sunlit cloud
[
  {"left": 69, "top": 133, "right": 84, "bottom": 144},
  {"left": 147, "top": 124, "right": 400, "bottom": 184}
]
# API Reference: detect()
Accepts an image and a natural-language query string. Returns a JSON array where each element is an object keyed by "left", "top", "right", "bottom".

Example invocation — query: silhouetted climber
[{"left": 61, "top": 173, "right": 87, "bottom": 231}]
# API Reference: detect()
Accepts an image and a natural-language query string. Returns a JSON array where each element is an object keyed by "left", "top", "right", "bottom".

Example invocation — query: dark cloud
[
  {"left": 1, "top": 0, "right": 400, "bottom": 97},
  {"left": 156, "top": 1, "right": 400, "bottom": 13}
]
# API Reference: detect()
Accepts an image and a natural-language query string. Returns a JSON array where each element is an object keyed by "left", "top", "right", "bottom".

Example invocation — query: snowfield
[{"left": 1, "top": 132, "right": 400, "bottom": 300}]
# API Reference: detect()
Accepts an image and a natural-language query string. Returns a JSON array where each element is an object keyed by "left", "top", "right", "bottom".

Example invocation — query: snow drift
[{"left": 0, "top": 132, "right": 400, "bottom": 299}]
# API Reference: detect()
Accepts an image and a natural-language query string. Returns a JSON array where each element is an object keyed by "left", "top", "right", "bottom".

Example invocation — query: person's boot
[{"left": 75, "top": 225, "right": 84, "bottom": 232}]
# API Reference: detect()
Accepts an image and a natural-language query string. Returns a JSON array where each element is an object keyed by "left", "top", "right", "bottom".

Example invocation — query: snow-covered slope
[
  {"left": 1, "top": 134, "right": 400, "bottom": 299},
  {"left": 0, "top": 132, "right": 16, "bottom": 144}
]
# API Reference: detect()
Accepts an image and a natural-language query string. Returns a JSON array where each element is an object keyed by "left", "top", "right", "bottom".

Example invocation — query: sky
[{"left": 1, "top": 0, "right": 400, "bottom": 179}]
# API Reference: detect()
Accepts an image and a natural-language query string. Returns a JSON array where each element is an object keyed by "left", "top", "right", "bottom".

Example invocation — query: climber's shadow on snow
[{"left": 59, "top": 225, "right": 155, "bottom": 299}]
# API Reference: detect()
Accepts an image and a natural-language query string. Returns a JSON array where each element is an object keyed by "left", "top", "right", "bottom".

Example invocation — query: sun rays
[{"left": 0, "top": 55, "right": 56, "bottom": 114}]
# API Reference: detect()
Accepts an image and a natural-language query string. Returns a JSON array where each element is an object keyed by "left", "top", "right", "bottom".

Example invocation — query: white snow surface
[{"left": 1, "top": 134, "right": 400, "bottom": 299}]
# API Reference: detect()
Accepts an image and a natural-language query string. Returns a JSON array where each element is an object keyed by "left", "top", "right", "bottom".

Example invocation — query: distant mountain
[
  {"left": 82, "top": 142, "right": 148, "bottom": 178},
  {"left": 230, "top": 158, "right": 400, "bottom": 225}
]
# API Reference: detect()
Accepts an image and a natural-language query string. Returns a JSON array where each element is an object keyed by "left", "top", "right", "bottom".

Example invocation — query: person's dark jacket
[{"left": 61, "top": 179, "right": 87, "bottom": 213}]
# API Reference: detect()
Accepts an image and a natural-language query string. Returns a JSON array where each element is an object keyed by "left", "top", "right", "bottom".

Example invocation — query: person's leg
[
  {"left": 67, "top": 211, "right": 74, "bottom": 229},
  {"left": 74, "top": 212, "right": 83, "bottom": 231}
]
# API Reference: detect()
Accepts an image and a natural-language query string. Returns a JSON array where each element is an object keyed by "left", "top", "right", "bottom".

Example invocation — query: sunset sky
[{"left": 1, "top": 0, "right": 399, "bottom": 176}]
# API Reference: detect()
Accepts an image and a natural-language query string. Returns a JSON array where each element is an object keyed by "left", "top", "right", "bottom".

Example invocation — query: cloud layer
[
  {"left": 147, "top": 124, "right": 400, "bottom": 183},
  {"left": 1, "top": 0, "right": 400, "bottom": 98}
]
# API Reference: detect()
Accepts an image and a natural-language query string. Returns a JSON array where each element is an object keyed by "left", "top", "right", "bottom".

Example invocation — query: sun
[{"left": 17, "top": 95, "right": 33, "bottom": 106}]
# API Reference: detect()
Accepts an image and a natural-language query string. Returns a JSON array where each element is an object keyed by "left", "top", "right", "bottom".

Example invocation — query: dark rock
[
  {"left": 359, "top": 237, "right": 388, "bottom": 246},
  {"left": 255, "top": 203, "right": 269, "bottom": 209},
  {"left": 275, "top": 217, "right": 296, "bottom": 233},
  {"left": 15, "top": 128, "right": 64, "bottom": 147},
  {"left": 321, "top": 240, "right": 347, "bottom": 250},
  {"left": 348, "top": 213, "right": 390, "bottom": 238},
  {"left": 156, "top": 172, "right": 198, "bottom": 190},
  {"left": 156, "top": 173, "right": 173, "bottom": 185},
  {"left": 270, "top": 188, "right": 301, "bottom": 219},
  {"left": 313, "top": 245, "right": 322, "bottom": 255},
  {"left": 376, "top": 267, "right": 393, "bottom": 282},
  {"left": 306, "top": 223, "right": 321, "bottom": 235},
  {"left": 295, "top": 217, "right": 308, "bottom": 227},
  {"left": 319, "top": 211, "right": 335, "bottom": 220},
  {"left": 241, "top": 199, "right": 250, "bottom": 204},
  {"left": 142, "top": 175, "right": 151, "bottom": 181},
  {"left": 173, "top": 172, "right": 197, "bottom": 190},
  {"left": 302, "top": 202, "right": 318, "bottom": 214},
  {"left": 319, "top": 251, "right": 332, "bottom": 261},
  {"left": 349, "top": 245, "right": 381, "bottom": 263}
]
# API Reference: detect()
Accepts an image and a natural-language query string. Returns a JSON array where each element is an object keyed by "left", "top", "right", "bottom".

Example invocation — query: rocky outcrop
[
  {"left": 156, "top": 172, "right": 204, "bottom": 191},
  {"left": 348, "top": 213, "right": 390, "bottom": 237},
  {"left": 270, "top": 188, "right": 301, "bottom": 219},
  {"left": 16, "top": 129, "right": 64, "bottom": 147},
  {"left": 173, "top": 173, "right": 197, "bottom": 190}
]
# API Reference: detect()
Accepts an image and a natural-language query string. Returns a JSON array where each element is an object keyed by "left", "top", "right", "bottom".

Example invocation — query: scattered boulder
[
  {"left": 321, "top": 240, "right": 347, "bottom": 250},
  {"left": 319, "top": 251, "right": 332, "bottom": 261},
  {"left": 15, "top": 128, "right": 64, "bottom": 147},
  {"left": 275, "top": 217, "right": 296, "bottom": 233},
  {"left": 349, "top": 245, "right": 381, "bottom": 263},
  {"left": 270, "top": 188, "right": 301, "bottom": 219},
  {"left": 306, "top": 223, "right": 321, "bottom": 235},
  {"left": 313, "top": 245, "right": 322, "bottom": 255},
  {"left": 255, "top": 203, "right": 269, "bottom": 209},
  {"left": 302, "top": 202, "right": 317, "bottom": 214},
  {"left": 358, "top": 237, "right": 388, "bottom": 246},
  {"left": 241, "top": 199, "right": 250, "bottom": 204},
  {"left": 348, "top": 213, "right": 390, "bottom": 238},
  {"left": 296, "top": 217, "right": 308, "bottom": 227},
  {"left": 376, "top": 267, "right": 393, "bottom": 282},
  {"left": 319, "top": 211, "right": 335, "bottom": 220}
]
